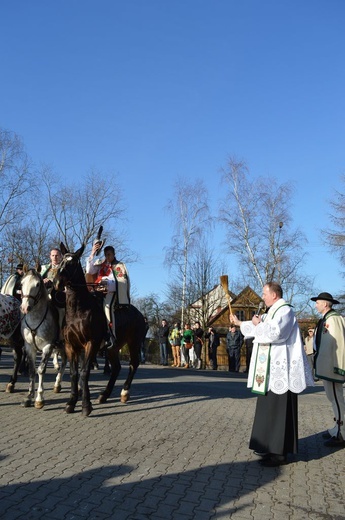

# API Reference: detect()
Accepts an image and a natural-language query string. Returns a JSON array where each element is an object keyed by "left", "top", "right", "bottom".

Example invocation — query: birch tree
[
  {"left": 323, "top": 175, "right": 345, "bottom": 268},
  {"left": 165, "top": 178, "right": 211, "bottom": 327},
  {"left": 219, "top": 158, "right": 313, "bottom": 306}
]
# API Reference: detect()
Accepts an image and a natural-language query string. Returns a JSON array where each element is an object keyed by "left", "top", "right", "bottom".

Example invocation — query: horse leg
[
  {"left": 22, "top": 347, "right": 36, "bottom": 407},
  {"left": 53, "top": 351, "right": 60, "bottom": 372},
  {"left": 65, "top": 353, "right": 79, "bottom": 414},
  {"left": 35, "top": 345, "right": 54, "bottom": 409},
  {"left": 6, "top": 326, "right": 24, "bottom": 393},
  {"left": 54, "top": 348, "right": 67, "bottom": 393},
  {"left": 79, "top": 353, "right": 93, "bottom": 417},
  {"left": 6, "top": 344, "right": 23, "bottom": 393},
  {"left": 120, "top": 348, "right": 140, "bottom": 403},
  {"left": 97, "top": 350, "right": 121, "bottom": 404}
]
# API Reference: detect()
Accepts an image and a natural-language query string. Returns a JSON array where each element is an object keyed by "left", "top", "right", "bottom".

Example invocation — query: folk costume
[
  {"left": 313, "top": 297, "right": 345, "bottom": 442},
  {"left": 1, "top": 265, "right": 23, "bottom": 301},
  {"left": 40, "top": 262, "right": 65, "bottom": 333},
  {"left": 86, "top": 254, "right": 130, "bottom": 344},
  {"left": 240, "top": 298, "right": 313, "bottom": 459},
  {"left": 41, "top": 263, "right": 60, "bottom": 289}
]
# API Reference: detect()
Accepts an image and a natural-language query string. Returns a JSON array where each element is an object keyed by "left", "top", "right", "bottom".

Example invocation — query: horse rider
[
  {"left": 1, "top": 263, "right": 24, "bottom": 300},
  {"left": 40, "top": 248, "right": 65, "bottom": 341},
  {"left": 85, "top": 242, "right": 130, "bottom": 350}
]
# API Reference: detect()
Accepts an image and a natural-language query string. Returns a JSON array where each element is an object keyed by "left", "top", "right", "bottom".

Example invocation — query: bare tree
[
  {"left": 323, "top": 175, "right": 345, "bottom": 268},
  {"left": 132, "top": 293, "right": 175, "bottom": 336},
  {"left": 165, "top": 178, "right": 211, "bottom": 327},
  {"left": 219, "top": 158, "right": 313, "bottom": 306},
  {"left": 185, "top": 239, "right": 228, "bottom": 328},
  {"left": 0, "top": 129, "right": 37, "bottom": 282},
  {"left": 41, "top": 165, "right": 128, "bottom": 254},
  {"left": 0, "top": 129, "right": 34, "bottom": 233}
]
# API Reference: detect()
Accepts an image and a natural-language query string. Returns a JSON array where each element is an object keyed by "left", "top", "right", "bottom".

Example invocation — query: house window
[{"left": 236, "top": 310, "right": 245, "bottom": 321}]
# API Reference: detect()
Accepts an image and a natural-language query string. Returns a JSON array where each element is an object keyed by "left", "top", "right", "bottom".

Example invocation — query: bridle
[
  {"left": 58, "top": 254, "right": 94, "bottom": 290},
  {"left": 58, "top": 255, "right": 104, "bottom": 292},
  {"left": 21, "top": 281, "right": 44, "bottom": 309},
  {"left": 21, "top": 276, "right": 49, "bottom": 349}
]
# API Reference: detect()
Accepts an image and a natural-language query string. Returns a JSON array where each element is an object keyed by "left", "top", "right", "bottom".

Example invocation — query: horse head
[
  {"left": 54, "top": 243, "right": 86, "bottom": 291},
  {"left": 21, "top": 269, "right": 47, "bottom": 314}
]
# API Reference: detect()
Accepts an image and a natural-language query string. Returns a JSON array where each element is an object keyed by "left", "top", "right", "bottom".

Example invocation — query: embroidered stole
[{"left": 251, "top": 303, "right": 292, "bottom": 395}]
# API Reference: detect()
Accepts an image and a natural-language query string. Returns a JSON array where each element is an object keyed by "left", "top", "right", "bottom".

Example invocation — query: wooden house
[{"left": 206, "top": 286, "right": 262, "bottom": 371}]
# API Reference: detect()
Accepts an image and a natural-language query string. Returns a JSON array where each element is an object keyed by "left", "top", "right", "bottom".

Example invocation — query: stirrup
[{"left": 106, "top": 338, "right": 117, "bottom": 351}]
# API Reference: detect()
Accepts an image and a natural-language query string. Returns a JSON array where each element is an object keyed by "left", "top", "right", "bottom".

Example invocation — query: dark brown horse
[{"left": 54, "top": 243, "right": 146, "bottom": 416}]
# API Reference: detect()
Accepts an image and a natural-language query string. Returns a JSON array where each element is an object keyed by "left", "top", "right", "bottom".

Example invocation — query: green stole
[{"left": 251, "top": 303, "right": 292, "bottom": 395}]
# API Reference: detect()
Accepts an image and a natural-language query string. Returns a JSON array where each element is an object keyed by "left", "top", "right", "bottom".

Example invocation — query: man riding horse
[
  {"left": 85, "top": 242, "right": 130, "bottom": 350},
  {"left": 40, "top": 248, "right": 65, "bottom": 346},
  {"left": 1, "top": 263, "right": 24, "bottom": 301}
]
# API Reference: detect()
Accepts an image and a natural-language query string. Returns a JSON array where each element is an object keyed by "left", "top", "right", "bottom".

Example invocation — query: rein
[
  {"left": 22, "top": 280, "right": 49, "bottom": 349},
  {"left": 25, "top": 303, "right": 49, "bottom": 334}
]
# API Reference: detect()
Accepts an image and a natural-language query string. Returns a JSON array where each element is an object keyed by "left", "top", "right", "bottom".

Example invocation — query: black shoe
[
  {"left": 324, "top": 435, "right": 345, "bottom": 448},
  {"left": 259, "top": 455, "right": 287, "bottom": 467},
  {"left": 254, "top": 451, "right": 270, "bottom": 458}
]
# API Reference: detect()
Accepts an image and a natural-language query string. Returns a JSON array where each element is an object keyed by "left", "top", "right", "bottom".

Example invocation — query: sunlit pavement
[{"left": 0, "top": 349, "right": 344, "bottom": 520}]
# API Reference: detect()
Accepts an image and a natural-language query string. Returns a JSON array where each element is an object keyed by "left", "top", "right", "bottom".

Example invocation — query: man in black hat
[
  {"left": 1, "top": 263, "right": 24, "bottom": 300},
  {"left": 311, "top": 292, "right": 345, "bottom": 447}
]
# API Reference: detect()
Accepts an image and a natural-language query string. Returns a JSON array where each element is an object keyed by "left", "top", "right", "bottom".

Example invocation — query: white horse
[{"left": 20, "top": 269, "right": 67, "bottom": 408}]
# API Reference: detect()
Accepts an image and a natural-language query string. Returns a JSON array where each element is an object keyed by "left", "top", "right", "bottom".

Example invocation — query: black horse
[{"left": 54, "top": 243, "right": 146, "bottom": 416}]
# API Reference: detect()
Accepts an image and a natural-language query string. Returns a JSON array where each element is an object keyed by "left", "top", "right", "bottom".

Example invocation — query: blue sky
[{"left": 1, "top": 1, "right": 345, "bottom": 299}]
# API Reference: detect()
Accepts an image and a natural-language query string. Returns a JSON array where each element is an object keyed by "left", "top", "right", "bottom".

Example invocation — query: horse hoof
[
  {"left": 97, "top": 394, "right": 107, "bottom": 404},
  {"left": 120, "top": 394, "right": 130, "bottom": 403},
  {"left": 35, "top": 400, "right": 44, "bottom": 409},
  {"left": 82, "top": 405, "right": 93, "bottom": 417},
  {"left": 6, "top": 383, "right": 14, "bottom": 393},
  {"left": 54, "top": 385, "right": 61, "bottom": 393},
  {"left": 65, "top": 405, "right": 75, "bottom": 414},
  {"left": 22, "top": 399, "right": 32, "bottom": 408}
]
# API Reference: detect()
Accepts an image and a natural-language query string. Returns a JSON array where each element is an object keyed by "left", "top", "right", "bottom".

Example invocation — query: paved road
[{"left": 0, "top": 349, "right": 344, "bottom": 520}]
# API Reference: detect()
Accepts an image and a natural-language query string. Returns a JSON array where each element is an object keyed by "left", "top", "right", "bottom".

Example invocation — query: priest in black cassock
[{"left": 231, "top": 282, "right": 313, "bottom": 466}]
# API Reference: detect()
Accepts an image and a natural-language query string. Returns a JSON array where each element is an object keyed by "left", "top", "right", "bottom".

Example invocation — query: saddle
[{"left": 50, "top": 287, "right": 66, "bottom": 309}]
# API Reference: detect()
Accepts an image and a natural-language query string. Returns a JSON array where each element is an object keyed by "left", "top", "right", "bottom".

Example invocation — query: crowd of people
[{"left": 157, "top": 318, "right": 246, "bottom": 371}]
